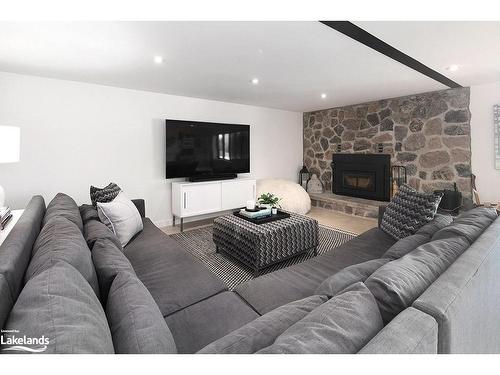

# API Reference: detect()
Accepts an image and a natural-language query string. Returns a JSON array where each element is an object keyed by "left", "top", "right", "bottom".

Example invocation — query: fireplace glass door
[{"left": 342, "top": 171, "right": 376, "bottom": 193}]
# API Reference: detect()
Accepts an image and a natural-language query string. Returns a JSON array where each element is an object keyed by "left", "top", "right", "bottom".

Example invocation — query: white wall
[
  {"left": 0, "top": 72, "right": 303, "bottom": 226},
  {"left": 470, "top": 81, "right": 500, "bottom": 204}
]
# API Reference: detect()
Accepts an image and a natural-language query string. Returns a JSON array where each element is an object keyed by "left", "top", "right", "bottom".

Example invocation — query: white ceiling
[{"left": 0, "top": 21, "right": 498, "bottom": 112}]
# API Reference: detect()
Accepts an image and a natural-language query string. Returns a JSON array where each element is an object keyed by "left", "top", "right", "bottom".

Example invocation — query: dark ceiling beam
[{"left": 320, "top": 21, "right": 462, "bottom": 89}]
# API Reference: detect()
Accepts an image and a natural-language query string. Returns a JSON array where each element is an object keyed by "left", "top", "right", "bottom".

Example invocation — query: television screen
[{"left": 166, "top": 119, "right": 250, "bottom": 179}]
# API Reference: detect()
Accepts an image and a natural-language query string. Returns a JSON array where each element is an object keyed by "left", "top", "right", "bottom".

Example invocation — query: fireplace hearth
[{"left": 331, "top": 154, "right": 390, "bottom": 201}]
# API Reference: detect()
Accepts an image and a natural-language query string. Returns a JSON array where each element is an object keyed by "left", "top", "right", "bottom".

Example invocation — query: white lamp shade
[{"left": 0, "top": 126, "right": 20, "bottom": 163}]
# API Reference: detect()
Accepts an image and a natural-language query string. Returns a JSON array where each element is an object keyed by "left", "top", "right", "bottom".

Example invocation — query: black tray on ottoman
[{"left": 233, "top": 210, "right": 290, "bottom": 224}]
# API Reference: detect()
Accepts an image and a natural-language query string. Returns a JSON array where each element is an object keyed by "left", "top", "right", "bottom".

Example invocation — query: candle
[{"left": 246, "top": 200, "right": 256, "bottom": 210}]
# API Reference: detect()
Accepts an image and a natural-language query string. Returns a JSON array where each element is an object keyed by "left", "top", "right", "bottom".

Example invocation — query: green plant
[{"left": 257, "top": 193, "right": 282, "bottom": 208}]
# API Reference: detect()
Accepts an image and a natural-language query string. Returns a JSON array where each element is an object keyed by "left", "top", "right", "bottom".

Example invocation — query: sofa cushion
[
  {"left": 415, "top": 214, "right": 453, "bottom": 237},
  {"left": 365, "top": 237, "right": 470, "bottom": 324},
  {"left": 315, "top": 258, "right": 390, "bottom": 297},
  {"left": 43, "top": 193, "right": 83, "bottom": 233},
  {"left": 165, "top": 291, "right": 259, "bottom": 354},
  {"left": 26, "top": 217, "right": 99, "bottom": 297},
  {"left": 123, "top": 218, "right": 227, "bottom": 317},
  {"left": 198, "top": 295, "right": 328, "bottom": 354},
  {"left": 3, "top": 262, "right": 114, "bottom": 353},
  {"left": 0, "top": 275, "right": 13, "bottom": 331},
  {"left": 79, "top": 204, "right": 99, "bottom": 224},
  {"left": 380, "top": 184, "right": 442, "bottom": 240},
  {"left": 106, "top": 272, "right": 177, "bottom": 354},
  {"left": 83, "top": 218, "right": 123, "bottom": 251},
  {"left": 235, "top": 227, "right": 395, "bottom": 314},
  {"left": 382, "top": 233, "right": 429, "bottom": 260},
  {"left": 257, "top": 282, "right": 383, "bottom": 354},
  {"left": 92, "top": 237, "right": 136, "bottom": 303},
  {"left": 0, "top": 196, "right": 45, "bottom": 329},
  {"left": 382, "top": 214, "right": 454, "bottom": 260},
  {"left": 431, "top": 207, "right": 497, "bottom": 244},
  {"left": 359, "top": 307, "right": 438, "bottom": 354}
]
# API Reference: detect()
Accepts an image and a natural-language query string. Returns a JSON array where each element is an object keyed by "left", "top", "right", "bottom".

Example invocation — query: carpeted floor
[{"left": 170, "top": 225, "right": 356, "bottom": 290}]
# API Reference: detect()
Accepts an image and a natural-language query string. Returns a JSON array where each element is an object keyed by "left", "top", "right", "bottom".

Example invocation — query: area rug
[{"left": 170, "top": 225, "right": 356, "bottom": 290}]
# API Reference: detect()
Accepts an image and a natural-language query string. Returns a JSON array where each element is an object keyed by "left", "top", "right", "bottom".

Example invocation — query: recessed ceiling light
[
  {"left": 251, "top": 78, "right": 259, "bottom": 85},
  {"left": 446, "top": 64, "right": 459, "bottom": 72},
  {"left": 321, "top": 93, "right": 327, "bottom": 99},
  {"left": 154, "top": 56, "right": 164, "bottom": 64}
]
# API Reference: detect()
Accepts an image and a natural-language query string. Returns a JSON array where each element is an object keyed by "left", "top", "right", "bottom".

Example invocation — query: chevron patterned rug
[{"left": 170, "top": 225, "right": 356, "bottom": 290}]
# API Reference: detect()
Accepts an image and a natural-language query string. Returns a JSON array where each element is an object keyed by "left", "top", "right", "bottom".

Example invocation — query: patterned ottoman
[{"left": 213, "top": 212, "right": 319, "bottom": 276}]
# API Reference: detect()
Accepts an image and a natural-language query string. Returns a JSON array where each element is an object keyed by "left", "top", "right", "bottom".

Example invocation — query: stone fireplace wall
[{"left": 303, "top": 87, "right": 472, "bottom": 201}]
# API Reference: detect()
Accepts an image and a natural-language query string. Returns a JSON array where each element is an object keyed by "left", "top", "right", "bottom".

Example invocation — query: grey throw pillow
[
  {"left": 43, "top": 192, "right": 83, "bottom": 233},
  {"left": 3, "top": 262, "right": 114, "bottom": 354},
  {"left": 198, "top": 295, "right": 328, "bottom": 354},
  {"left": 106, "top": 272, "right": 177, "bottom": 354},
  {"left": 26, "top": 217, "right": 100, "bottom": 298},
  {"left": 315, "top": 258, "right": 390, "bottom": 297},
  {"left": 365, "top": 236, "right": 470, "bottom": 324},
  {"left": 380, "top": 184, "right": 443, "bottom": 240},
  {"left": 258, "top": 282, "right": 383, "bottom": 354},
  {"left": 90, "top": 182, "right": 121, "bottom": 208}
]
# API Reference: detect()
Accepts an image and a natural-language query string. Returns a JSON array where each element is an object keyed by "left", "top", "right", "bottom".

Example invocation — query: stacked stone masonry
[{"left": 303, "top": 87, "right": 472, "bottom": 201}]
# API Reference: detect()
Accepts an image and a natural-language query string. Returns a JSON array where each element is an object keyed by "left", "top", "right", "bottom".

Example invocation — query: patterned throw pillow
[
  {"left": 380, "top": 184, "right": 443, "bottom": 240},
  {"left": 90, "top": 182, "right": 121, "bottom": 207}
]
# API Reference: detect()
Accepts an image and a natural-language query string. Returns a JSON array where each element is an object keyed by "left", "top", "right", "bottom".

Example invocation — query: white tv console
[{"left": 171, "top": 178, "right": 256, "bottom": 231}]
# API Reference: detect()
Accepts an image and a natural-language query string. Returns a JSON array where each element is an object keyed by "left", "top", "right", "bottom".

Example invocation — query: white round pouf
[{"left": 257, "top": 179, "right": 311, "bottom": 215}]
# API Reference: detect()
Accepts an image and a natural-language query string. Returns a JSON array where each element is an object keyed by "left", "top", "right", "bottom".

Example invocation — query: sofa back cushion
[
  {"left": 315, "top": 258, "right": 390, "bottom": 297},
  {"left": 365, "top": 237, "right": 470, "bottom": 324},
  {"left": 83, "top": 218, "right": 123, "bottom": 251},
  {"left": 3, "top": 262, "right": 114, "bottom": 353},
  {"left": 106, "top": 272, "right": 177, "bottom": 354},
  {"left": 198, "top": 295, "right": 328, "bottom": 354},
  {"left": 258, "top": 282, "right": 383, "bottom": 354},
  {"left": 92, "top": 238, "right": 136, "bottom": 303},
  {"left": 431, "top": 207, "right": 497, "bottom": 244},
  {"left": 79, "top": 204, "right": 100, "bottom": 224},
  {"left": 25, "top": 217, "right": 99, "bottom": 297},
  {"left": 43, "top": 193, "right": 83, "bottom": 233},
  {"left": 0, "top": 196, "right": 45, "bottom": 329},
  {"left": 382, "top": 214, "right": 453, "bottom": 260}
]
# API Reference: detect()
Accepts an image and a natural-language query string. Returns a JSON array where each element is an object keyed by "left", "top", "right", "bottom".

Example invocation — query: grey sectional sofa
[{"left": 1, "top": 193, "right": 499, "bottom": 354}]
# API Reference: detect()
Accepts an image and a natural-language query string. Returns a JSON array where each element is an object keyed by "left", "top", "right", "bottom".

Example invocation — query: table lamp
[{"left": 0, "top": 126, "right": 20, "bottom": 207}]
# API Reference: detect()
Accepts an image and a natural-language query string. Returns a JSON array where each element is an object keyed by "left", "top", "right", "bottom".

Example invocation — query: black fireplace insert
[{"left": 331, "top": 154, "right": 390, "bottom": 201}]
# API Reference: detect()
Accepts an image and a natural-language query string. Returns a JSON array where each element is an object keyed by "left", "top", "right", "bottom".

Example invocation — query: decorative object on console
[
  {"left": 299, "top": 165, "right": 311, "bottom": 190},
  {"left": 380, "top": 184, "right": 443, "bottom": 240},
  {"left": 90, "top": 182, "right": 121, "bottom": 207},
  {"left": 0, "top": 206, "right": 12, "bottom": 230},
  {"left": 96, "top": 191, "right": 143, "bottom": 246},
  {"left": 307, "top": 174, "right": 324, "bottom": 194},
  {"left": 257, "top": 192, "right": 282, "bottom": 209},
  {"left": 391, "top": 165, "right": 407, "bottom": 198},
  {"left": 0, "top": 126, "right": 21, "bottom": 207},
  {"left": 257, "top": 179, "right": 311, "bottom": 215}
]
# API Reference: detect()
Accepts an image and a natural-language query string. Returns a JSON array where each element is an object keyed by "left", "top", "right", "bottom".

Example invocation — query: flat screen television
[{"left": 166, "top": 119, "right": 250, "bottom": 181}]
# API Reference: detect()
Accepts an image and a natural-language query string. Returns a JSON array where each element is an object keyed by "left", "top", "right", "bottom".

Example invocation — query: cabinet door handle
[
  {"left": 183, "top": 192, "right": 187, "bottom": 209},
  {"left": 253, "top": 184, "right": 255, "bottom": 198}
]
